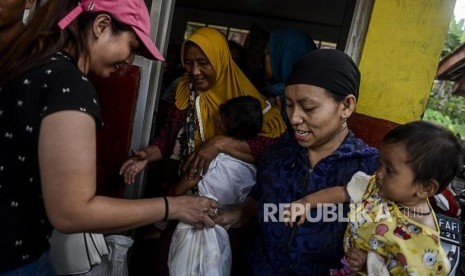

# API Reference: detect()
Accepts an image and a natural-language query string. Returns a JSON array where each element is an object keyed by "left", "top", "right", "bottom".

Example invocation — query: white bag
[
  {"left": 83, "top": 235, "right": 134, "bottom": 276},
  {"left": 49, "top": 230, "right": 109, "bottom": 275},
  {"left": 168, "top": 222, "right": 232, "bottom": 276}
]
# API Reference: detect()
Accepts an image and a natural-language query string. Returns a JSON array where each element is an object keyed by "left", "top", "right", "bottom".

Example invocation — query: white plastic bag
[
  {"left": 168, "top": 222, "right": 231, "bottom": 276},
  {"left": 49, "top": 230, "right": 109, "bottom": 275},
  {"left": 84, "top": 235, "right": 133, "bottom": 276}
]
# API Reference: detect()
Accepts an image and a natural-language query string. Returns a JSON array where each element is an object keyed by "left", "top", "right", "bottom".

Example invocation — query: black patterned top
[{"left": 0, "top": 52, "right": 101, "bottom": 272}]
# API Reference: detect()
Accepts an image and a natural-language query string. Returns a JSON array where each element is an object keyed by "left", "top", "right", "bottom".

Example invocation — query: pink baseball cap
[{"left": 58, "top": 0, "right": 164, "bottom": 61}]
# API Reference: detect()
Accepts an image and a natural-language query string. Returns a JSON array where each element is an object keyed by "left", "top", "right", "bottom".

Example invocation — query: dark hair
[
  {"left": 325, "top": 90, "right": 347, "bottom": 103},
  {"left": 183, "top": 41, "right": 203, "bottom": 56},
  {"left": 228, "top": 40, "right": 243, "bottom": 51},
  {"left": 0, "top": 0, "right": 131, "bottom": 86},
  {"left": 219, "top": 96, "right": 263, "bottom": 140},
  {"left": 381, "top": 120, "right": 463, "bottom": 194},
  {"left": 228, "top": 40, "right": 245, "bottom": 62}
]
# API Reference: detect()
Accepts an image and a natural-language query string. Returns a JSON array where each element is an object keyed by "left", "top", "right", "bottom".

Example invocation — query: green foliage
[
  {"left": 424, "top": 93, "right": 465, "bottom": 139},
  {"left": 423, "top": 109, "right": 455, "bottom": 130},
  {"left": 441, "top": 16, "right": 465, "bottom": 58},
  {"left": 427, "top": 15, "right": 465, "bottom": 140}
]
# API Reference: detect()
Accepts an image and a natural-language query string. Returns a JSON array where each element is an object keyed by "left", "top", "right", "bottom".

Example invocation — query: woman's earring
[
  {"left": 22, "top": 10, "right": 30, "bottom": 24},
  {"left": 342, "top": 118, "right": 347, "bottom": 128}
]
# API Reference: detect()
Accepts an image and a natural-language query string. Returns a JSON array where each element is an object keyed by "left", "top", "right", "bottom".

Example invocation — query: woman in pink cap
[{"left": 0, "top": 0, "right": 218, "bottom": 274}]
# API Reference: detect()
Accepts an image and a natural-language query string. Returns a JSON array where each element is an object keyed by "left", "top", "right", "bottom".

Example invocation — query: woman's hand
[
  {"left": 283, "top": 199, "right": 307, "bottom": 227},
  {"left": 119, "top": 148, "right": 150, "bottom": 184},
  {"left": 183, "top": 135, "right": 224, "bottom": 179},
  {"left": 214, "top": 208, "right": 240, "bottom": 230},
  {"left": 170, "top": 195, "right": 219, "bottom": 229},
  {"left": 347, "top": 247, "right": 367, "bottom": 275},
  {"left": 214, "top": 197, "right": 257, "bottom": 230}
]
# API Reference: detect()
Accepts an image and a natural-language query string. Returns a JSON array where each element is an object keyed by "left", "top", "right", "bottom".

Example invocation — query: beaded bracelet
[{"left": 162, "top": 196, "right": 169, "bottom": 221}]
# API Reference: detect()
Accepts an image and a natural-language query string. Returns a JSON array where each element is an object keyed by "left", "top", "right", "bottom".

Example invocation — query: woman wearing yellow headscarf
[{"left": 120, "top": 27, "right": 285, "bottom": 184}]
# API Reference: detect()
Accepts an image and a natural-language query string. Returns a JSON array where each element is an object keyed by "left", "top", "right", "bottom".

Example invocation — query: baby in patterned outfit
[{"left": 285, "top": 120, "right": 463, "bottom": 275}]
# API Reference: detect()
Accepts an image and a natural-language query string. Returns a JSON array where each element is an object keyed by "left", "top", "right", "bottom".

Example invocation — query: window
[
  {"left": 316, "top": 40, "right": 337, "bottom": 49},
  {"left": 184, "top": 21, "right": 335, "bottom": 49},
  {"left": 184, "top": 21, "right": 249, "bottom": 46},
  {"left": 228, "top": 28, "right": 250, "bottom": 45},
  {"left": 184, "top": 21, "right": 206, "bottom": 39}
]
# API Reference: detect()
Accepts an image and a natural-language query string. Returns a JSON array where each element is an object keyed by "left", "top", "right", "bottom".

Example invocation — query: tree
[
  {"left": 441, "top": 16, "right": 465, "bottom": 58},
  {"left": 426, "top": 16, "right": 465, "bottom": 139}
]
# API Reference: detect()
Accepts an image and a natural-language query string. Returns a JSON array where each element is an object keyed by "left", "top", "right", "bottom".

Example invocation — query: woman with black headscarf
[{"left": 215, "top": 49, "right": 379, "bottom": 275}]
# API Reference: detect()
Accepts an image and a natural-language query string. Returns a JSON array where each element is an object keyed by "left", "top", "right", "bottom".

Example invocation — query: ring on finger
[{"left": 210, "top": 207, "right": 218, "bottom": 218}]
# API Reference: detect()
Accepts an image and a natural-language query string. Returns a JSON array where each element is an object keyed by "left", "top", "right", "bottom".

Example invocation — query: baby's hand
[
  {"left": 173, "top": 173, "right": 202, "bottom": 196},
  {"left": 283, "top": 199, "right": 306, "bottom": 227},
  {"left": 180, "top": 172, "right": 201, "bottom": 187}
]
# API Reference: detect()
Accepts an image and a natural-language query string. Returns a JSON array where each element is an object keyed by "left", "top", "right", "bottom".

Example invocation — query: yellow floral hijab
[{"left": 175, "top": 27, "right": 285, "bottom": 147}]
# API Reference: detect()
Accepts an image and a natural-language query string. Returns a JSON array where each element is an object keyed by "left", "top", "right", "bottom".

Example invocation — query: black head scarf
[{"left": 286, "top": 49, "right": 360, "bottom": 99}]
